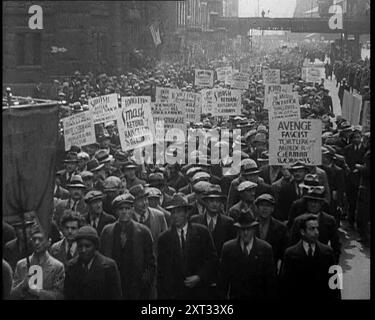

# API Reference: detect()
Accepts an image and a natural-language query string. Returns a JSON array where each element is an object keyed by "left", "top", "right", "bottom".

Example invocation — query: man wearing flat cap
[
  {"left": 146, "top": 187, "right": 172, "bottom": 227},
  {"left": 157, "top": 193, "right": 218, "bottom": 299},
  {"left": 84, "top": 190, "right": 116, "bottom": 236},
  {"left": 100, "top": 193, "right": 155, "bottom": 299},
  {"left": 11, "top": 223, "right": 65, "bottom": 300},
  {"left": 218, "top": 210, "right": 277, "bottom": 299},
  {"left": 122, "top": 161, "right": 146, "bottom": 190},
  {"left": 64, "top": 226, "right": 122, "bottom": 300},
  {"left": 102, "top": 176, "right": 123, "bottom": 216},
  {"left": 228, "top": 181, "right": 258, "bottom": 222}
]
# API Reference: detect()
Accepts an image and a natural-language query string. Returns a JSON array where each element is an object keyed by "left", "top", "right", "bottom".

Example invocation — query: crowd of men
[{"left": 3, "top": 41, "right": 370, "bottom": 300}]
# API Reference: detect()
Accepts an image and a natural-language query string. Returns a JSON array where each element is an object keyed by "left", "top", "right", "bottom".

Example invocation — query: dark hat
[
  {"left": 75, "top": 226, "right": 99, "bottom": 246},
  {"left": 86, "top": 158, "right": 105, "bottom": 172},
  {"left": 148, "top": 173, "right": 164, "bottom": 186},
  {"left": 67, "top": 175, "right": 86, "bottom": 188},
  {"left": 112, "top": 193, "right": 135, "bottom": 208},
  {"left": 87, "top": 142, "right": 100, "bottom": 149},
  {"left": 257, "top": 151, "right": 269, "bottom": 163},
  {"left": 98, "top": 134, "right": 111, "bottom": 143},
  {"left": 95, "top": 149, "right": 113, "bottom": 164},
  {"left": 64, "top": 152, "right": 78, "bottom": 163},
  {"left": 289, "top": 161, "right": 308, "bottom": 171},
  {"left": 299, "top": 174, "right": 321, "bottom": 188},
  {"left": 254, "top": 193, "right": 275, "bottom": 206},
  {"left": 201, "top": 184, "right": 226, "bottom": 200},
  {"left": 84, "top": 190, "right": 106, "bottom": 204},
  {"left": 165, "top": 193, "right": 192, "bottom": 211},
  {"left": 129, "top": 184, "right": 147, "bottom": 199},
  {"left": 114, "top": 150, "right": 128, "bottom": 163},
  {"left": 303, "top": 186, "right": 325, "bottom": 201},
  {"left": 122, "top": 161, "right": 138, "bottom": 170},
  {"left": 234, "top": 211, "right": 259, "bottom": 229}
]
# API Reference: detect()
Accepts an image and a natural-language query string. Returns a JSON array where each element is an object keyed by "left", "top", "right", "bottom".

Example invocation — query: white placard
[
  {"left": 264, "top": 84, "right": 293, "bottom": 109},
  {"left": 195, "top": 69, "right": 214, "bottom": 88},
  {"left": 262, "top": 69, "right": 280, "bottom": 84},
  {"left": 88, "top": 93, "right": 119, "bottom": 124},
  {"left": 269, "top": 92, "right": 301, "bottom": 121},
  {"left": 231, "top": 72, "right": 250, "bottom": 90}
]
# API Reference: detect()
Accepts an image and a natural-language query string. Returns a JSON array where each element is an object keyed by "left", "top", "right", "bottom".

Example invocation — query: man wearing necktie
[
  {"left": 157, "top": 193, "right": 218, "bottom": 300},
  {"left": 281, "top": 214, "right": 341, "bottom": 300},
  {"left": 218, "top": 210, "right": 277, "bottom": 300}
]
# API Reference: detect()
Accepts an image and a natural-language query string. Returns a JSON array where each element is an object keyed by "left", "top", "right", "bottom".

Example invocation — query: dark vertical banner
[{"left": 2, "top": 104, "right": 59, "bottom": 236}]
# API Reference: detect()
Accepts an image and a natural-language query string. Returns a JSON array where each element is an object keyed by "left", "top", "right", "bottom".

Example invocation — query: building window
[{"left": 16, "top": 33, "right": 41, "bottom": 66}]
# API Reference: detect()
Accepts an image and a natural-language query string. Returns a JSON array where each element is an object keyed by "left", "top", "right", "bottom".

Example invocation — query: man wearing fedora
[
  {"left": 254, "top": 194, "right": 289, "bottom": 273},
  {"left": 157, "top": 193, "right": 218, "bottom": 299},
  {"left": 86, "top": 158, "right": 106, "bottom": 191},
  {"left": 166, "top": 163, "right": 189, "bottom": 192},
  {"left": 289, "top": 188, "right": 341, "bottom": 263},
  {"left": 64, "top": 226, "right": 122, "bottom": 300},
  {"left": 84, "top": 142, "right": 100, "bottom": 160},
  {"left": 54, "top": 175, "right": 89, "bottom": 227},
  {"left": 58, "top": 152, "right": 79, "bottom": 188},
  {"left": 102, "top": 176, "right": 123, "bottom": 216},
  {"left": 54, "top": 172, "right": 70, "bottom": 200},
  {"left": 227, "top": 159, "right": 273, "bottom": 211},
  {"left": 122, "top": 161, "right": 146, "bottom": 190},
  {"left": 79, "top": 170, "right": 95, "bottom": 193},
  {"left": 276, "top": 162, "right": 309, "bottom": 222},
  {"left": 84, "top": 190, "right": 116, "bottom": 236},
  {"left": 129, "top": 184, "right": 167, "bottom": 254},
  {"left": 218, "top": 210, "right": 277, "bottom": 299},
  {"left": 287, "top": 174, "right": 331, "bottom": 229},
  {"left": 95, "top": 149, "right": 117, "bottom": 177},
  {"left": 228, "top": 181, "right": 258, "bottom": 222},
  {"left": 100, "top": 193, "right": 155, "bottom": 299},
  {"left": 11, "top": 223, "right": 65, "bottom": 300},
  {"left": 281, "top": 214, "right": 340, "bottom": 300},
  {"left": 51, "top": 210, "right": 82, "bottom": 266}
]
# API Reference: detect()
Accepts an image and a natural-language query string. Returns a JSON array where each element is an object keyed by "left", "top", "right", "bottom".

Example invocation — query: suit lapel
[{"left": 148, "top": 208, "right": 156, "bottom": 236}]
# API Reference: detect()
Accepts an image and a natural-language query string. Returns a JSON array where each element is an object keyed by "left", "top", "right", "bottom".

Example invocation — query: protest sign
[
  {"left": 269, "top": 92, "right": 300, "bottom": 121},
  {"left": 195, "top": 69, "right": 214, "bottom": 88},
  {"left": 231, "top": 72, "right": 250, "bottom": 90},
  {"left": 216, "top": 66, "right": 232, "bottom": 83},
  {"left": 262, "top": 69, "right": 280, "bottom": 84},
  {"left": 88, "top": 93, "right": 119, "bottom": 124},
  {"left": 117, "top": 100, "right": 155, "bottom": 151},
  {"left": 175, "top": 91, "right": 201, "bottom": 123},
  {"left": 121, "top": 96, "right": 151, "bottom": 108},
  {"left": 62, "top": 111, "right": 96, "bottom": 151},
  {"left": 201, "top": 89, "right": 215, "bottom": 114},
  {"left": 201, "top": 89, "right": 241, "bottom": 118},
  {"left": 361, "top": 101, "right": 370, "bottom": 133},
  {"left": 303, "top": 67, "right": 325, "bottom": 83},
  {"left": 155, "top": 87, "right": 179, "bottom": 103},
  {"left": 264, "top": 84, "right": 293, "bottom": 109},
  {"left": 269, "top": 119, "right": 321, "bottom": 166},
  {"left": 151, "top": 102, "right": 187, "bottom": 141}
]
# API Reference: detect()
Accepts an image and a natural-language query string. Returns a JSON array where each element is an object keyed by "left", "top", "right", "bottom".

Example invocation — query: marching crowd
[{"left": 3, "top": 42, "right": 370, "bottom": 300}]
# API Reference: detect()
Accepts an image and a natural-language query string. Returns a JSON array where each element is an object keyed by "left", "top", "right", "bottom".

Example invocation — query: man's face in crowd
[
  {"left": 62, "top": 221, "right": 80, "bottom": 243},
  {"left": 257, "top": 202, "right": 274, "bottom": 219},
  {"left": 124, "top": 168, "right": 136, "bottom": 180},
  {"left": 86, "top": 146, "right": 97, "bottom": 157},
  {"left": 205, "top": 197, "right": 222, "bottom": 215},
  {"left": 66, "top": 163, "right": 77, "bottom": 173},
  {"left": 106, "top": 126, "right": 115, "bottom": 135},
  {"left": 243, "top": 172, "right": 258, "bottom": 183},
  {"left": 77, "top": 239, "right": 96, "bottom": 264},
  {"left": 89, "top": 199, "right": 103, "bottom": 216},
  {"left": 301, "top": 220, "right": 319, "bottom": 243},
  {"left": 31, "top": 232, "right": 49, "bottom": 254},
  {"left": 83, "top": 178, "right": 94, "bottom": 190},
  {"left": 306, "top": 199, "right": 323, "bottom": 214},
  {"left": 254, "top": 141, "right": 266, "bottom": 152},
  {"left": 292, "top": 168, "right": 306, "bottom": 183},
  {"left": 134, "top": 197, "right": 147, "bottom": 215},
  {"left": 147, "top": 197, "right": 160, "bottom": 208},
  {"left": 240, "top": 188, "right": 256, "bottom": 202},
  {"left": 117, "top": 203, "right": 133, "bottom": 222},
  {"left": 171, "top": 208, "right": 188, "bottom": 229},
  {"left": 70, "top": 187, "right": 84, "bottom": 200},
  {"left": 351, "top": 133, "right": 362, "bottom": 145},
  {"left": 101, "top": 139, "right": 110, "bottom": 148},
  {"left": 322, "top": 154, "right": 332, "bottom": 166},
  {"left": 78, "top": 159, "right": 87, "bottom": 170},
  {"left": 104, "top": 190, "right": 120, "bottom": 203},
  {"left": 239, "top": 227, "right": 255, "bottom": 245}
]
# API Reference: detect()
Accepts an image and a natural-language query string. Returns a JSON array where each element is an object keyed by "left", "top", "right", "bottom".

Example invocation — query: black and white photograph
[{"left": 2, "top": 0, "right": 371, "bottom": 304}]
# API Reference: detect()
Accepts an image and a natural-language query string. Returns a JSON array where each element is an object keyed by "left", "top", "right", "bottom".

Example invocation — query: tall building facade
[{"left": 223, "top": 0, "right": 239, "bottom": 17}]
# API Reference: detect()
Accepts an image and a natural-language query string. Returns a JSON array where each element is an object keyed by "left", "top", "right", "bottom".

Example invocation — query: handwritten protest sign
[
  {"left": 269, "top": 119, "right": 321, "bottom": 166},
  {"left": 62, "top": 111, "right": 96, "bottom": 151},
  {"left": 269, "top": 92, "right": 300, "bottom": 121},
  {"left": 262, "top": 69, "right": 280, "bottom": 84},
  {"left": 264, "top": 84, "right": 293, "bottom": 109},
  {"left": 201, "top": 89, "right": 241, "bottom": 118},
  {"left": 175, "top": 91, "right": 201, "bottom": 123},
  {"left": 88, "top": 93, "right": 119, "bottom": 124},
  {"left": 121, "top": 96, "right": 151, "bottom": 108},
  {"left": 195, "top": 69, "right": 214, "bottom": 88},
  {"left": 155, "top": 87, "right": 179, "bottom": 103},
  {"left": 231, "top": 72, "right": 250, "bottom": 90},
  {"left": 151, "top": 102, "right": 187, "bottom": 141},
  {"left": 117, "top": 100, "right": 155, "bottom": 151},
  {"left": 302, "top": 67, "right": 325, "bottom": 83},
  {"left": 216, "top": 66, "right": 232, "bottom": 83}
]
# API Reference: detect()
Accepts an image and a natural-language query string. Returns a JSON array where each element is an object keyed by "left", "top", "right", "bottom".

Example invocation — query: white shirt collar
[
  {"left": 240, "top": 237, "right": 254, "bottom": 255},
  {"left": 177, "top": 223, "right": 188, "bottom": 239},
  {"left": 65, "top": 240, "right": 77, "bottom": 255},
  {"left": 134, "top": 209, "right": 148, "bottom": 223},
  {"left": 302, "top": 240, "right": 316, "bottom": 255},
  {"left": 206, "top": 214, "right": 217, "bottom": 227}
]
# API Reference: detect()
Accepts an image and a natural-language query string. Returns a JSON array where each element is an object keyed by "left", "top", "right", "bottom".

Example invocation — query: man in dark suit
[
  {"left": 254, "top": 194, "right": 289, "bottom": 273},
  {"left": 218, "top": 210, "right": 277, "bottom": 299},
  {"left": 122, "top": 161, "right": 146, "bottom": 190},
  {"left": 57, "top": 153, "right": 79, "bottom": 188},
  {"left": 100, "top": 193, "right": 155, "bottom": 299},
  {"left": 290, "top": 189, "right": 341, "bottom": 264},
  {"left": 276, "top": 162, "right": 309, "bottom": 222},
  {"left": 157, "top": 193, "right": 218, "bottom": 300},
  {"left": 343, "top": 130, "right": 367, "bottom": 226},
  {"left": 64, "top": 226, "right": 122, "bottom": 300},
  {"left": 281, "top": 214, "right": 341, "bottom": 300},
  {"left": 84, "top": 190, "right": 116, "bottom": 236},
  {"left": 227, "top": 158, "right": 273, "bottom": 211}
]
